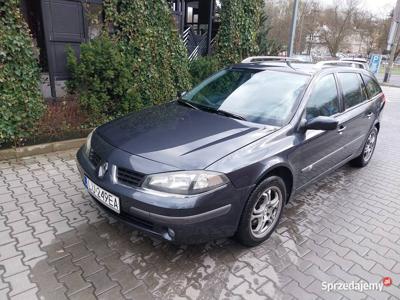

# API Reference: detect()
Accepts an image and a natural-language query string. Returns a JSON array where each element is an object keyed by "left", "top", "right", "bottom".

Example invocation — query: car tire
[
  {"left": 235, "top": 176, "right": 286, "bottom": 247},
  {"left": 350, "top": 126, "right": 378, "bottom": 168}
]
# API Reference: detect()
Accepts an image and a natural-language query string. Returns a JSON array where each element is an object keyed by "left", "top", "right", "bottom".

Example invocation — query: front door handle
[{"left": 338, "top": 125, "right": 346, "bottom": 134}]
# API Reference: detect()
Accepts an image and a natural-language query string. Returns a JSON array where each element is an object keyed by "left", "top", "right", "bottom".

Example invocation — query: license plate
[{"left": 84, "top": 176, "right": 120, "bottom": 213}]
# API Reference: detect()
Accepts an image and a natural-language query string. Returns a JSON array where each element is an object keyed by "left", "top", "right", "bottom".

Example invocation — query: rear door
[
  {"left": 293, "top": 74, "right": 348, "bottom": 188},
  {"left": 335, "top": 72, "right": 376, "bottom": 157}
]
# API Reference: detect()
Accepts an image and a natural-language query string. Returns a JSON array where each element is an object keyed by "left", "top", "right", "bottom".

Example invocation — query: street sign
[{"left": 369, "top": 54, "right": 382, "bottom": 75}]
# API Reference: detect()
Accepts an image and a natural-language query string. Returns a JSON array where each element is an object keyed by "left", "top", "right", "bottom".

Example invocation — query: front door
[
  {"left": 40, "top": 0, "right": 87, "bottom": 97},
  {"left": 292, "top": 74, "right": 348, "bottom": 188}
]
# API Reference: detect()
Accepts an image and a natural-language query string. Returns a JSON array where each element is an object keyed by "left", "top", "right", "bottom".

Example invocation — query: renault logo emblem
[{"left": 98, "top": 162, "right": 108, "bottom": 178}]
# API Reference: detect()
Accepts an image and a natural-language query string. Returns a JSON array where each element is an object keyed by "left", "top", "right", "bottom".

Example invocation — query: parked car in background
[
  {"left": 340, "top": 57, "right": 370, "bottom": 70},
  {"left": 292, "top": 54, "right": 314, "bottom": 63},
  {"left": 76, "top": 57, "right": 385, "bottom": 246},
  {"left": 316, "top": 60, "right": 370, "bottom": 71}
]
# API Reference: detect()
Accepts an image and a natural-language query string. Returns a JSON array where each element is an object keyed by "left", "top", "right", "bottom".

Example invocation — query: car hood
[{"left": 96, "top": 102, "right": 277, "bottom": 169}]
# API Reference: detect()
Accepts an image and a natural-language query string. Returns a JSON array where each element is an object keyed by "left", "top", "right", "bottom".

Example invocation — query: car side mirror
[{"left": 304, "top": 116, "right": 338, "bottom": 131}]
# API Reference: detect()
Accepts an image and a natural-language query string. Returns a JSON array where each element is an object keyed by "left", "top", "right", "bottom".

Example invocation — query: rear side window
[
  {"left": 362, "top": 75, "right": 382, "bottom": 98},
  {"left": 338, "top": 73, "right": 366, "bottom": 109},
  {"left": 306, "top": 74, "right": 339, "bottom": 120}
]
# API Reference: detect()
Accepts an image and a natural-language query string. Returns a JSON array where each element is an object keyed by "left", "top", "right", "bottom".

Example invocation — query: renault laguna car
[{"left": 76, "top": 57, "right": 385, "bottom": 246}]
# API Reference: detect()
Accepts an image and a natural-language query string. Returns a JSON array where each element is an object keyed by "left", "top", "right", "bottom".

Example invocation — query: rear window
[
  {"left": 362, "top": 75, "right": 382, "bottom": 98},
  {"left": 338, "top": 73, "right": 367, "bottom": 109}
]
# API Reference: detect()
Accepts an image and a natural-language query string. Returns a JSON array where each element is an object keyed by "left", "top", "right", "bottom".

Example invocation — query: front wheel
[
  {"left": 235, "top": 176, "right": 286, "bottom": 247},
  {"left": 350, "top": 127, "right": 378, "bottom": 168}
]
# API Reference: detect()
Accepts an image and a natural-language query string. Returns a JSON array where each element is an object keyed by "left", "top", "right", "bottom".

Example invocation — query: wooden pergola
[{"left": 170, "top": 0, "right": 217, "bottom": 55}]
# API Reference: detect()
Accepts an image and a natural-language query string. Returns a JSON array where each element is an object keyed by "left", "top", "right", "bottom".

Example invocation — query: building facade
[{"left": 21, "top": 0, "right": 218, "bottom": 99}]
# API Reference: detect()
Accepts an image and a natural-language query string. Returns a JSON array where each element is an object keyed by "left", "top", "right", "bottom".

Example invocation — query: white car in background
[
  {"left": 316, "top": 58, "right": 370, "bottom": 71},
  {"left": 340, "top": 58, "right": 370, "bottom": 70}
]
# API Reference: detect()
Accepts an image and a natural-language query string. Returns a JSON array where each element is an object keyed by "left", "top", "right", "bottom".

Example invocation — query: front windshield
[{"left": 182, "top": 69, "right": 310, "bottom": 126}]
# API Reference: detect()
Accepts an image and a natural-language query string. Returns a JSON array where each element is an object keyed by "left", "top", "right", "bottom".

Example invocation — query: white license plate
[{"left": 84, "top": 176, "right": 120, "bottom": 213}]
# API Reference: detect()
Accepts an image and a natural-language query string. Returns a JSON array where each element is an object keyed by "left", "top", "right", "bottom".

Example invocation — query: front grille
[
  {"left": 117, "top": 167, "right": 145, "bottom": 187},
  {"left": 89, "top": 149, "right": 101, "bottom": 167}
]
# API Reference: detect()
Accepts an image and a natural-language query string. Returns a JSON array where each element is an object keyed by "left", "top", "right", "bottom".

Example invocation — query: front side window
[
  {"left": 182, "top": 69, "right": 309, "bottom": 126},
  {"left": 338, "top": 73, "right": 367, "bottom": 109},
  {"left": 362, "top": 75, "right": 382, "bottom": 98},
  {"left": 306, "top": 74, "right": 339, "bottom": 120}
]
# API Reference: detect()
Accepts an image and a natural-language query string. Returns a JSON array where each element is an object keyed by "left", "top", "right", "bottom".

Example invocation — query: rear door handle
[
  {"left": 338, "top": 125, "right": 346, "bottom": 133},
  {"left": 366, "top": 112, "right": 373, "bottom": 119}
]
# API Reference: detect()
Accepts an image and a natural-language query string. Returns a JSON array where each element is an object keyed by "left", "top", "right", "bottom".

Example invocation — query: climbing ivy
[
  {"left": 68, "top": 0, "right": 191, "bottom": 122},
  {"left": 216, "top": 0, "right": 263, "bottom": 65},
  {"left": 104, "top": 0, "right": 191, "bottom": 105},
  {"left": 0, "top": 0, "right": 44, "bottom": 146}
]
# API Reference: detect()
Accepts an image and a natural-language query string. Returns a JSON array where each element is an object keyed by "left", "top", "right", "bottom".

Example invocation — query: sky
[
  {"left": 358, "top": 0, "right": 395, "bottom": 15},
  {"left": 321, "top": 0, "right": 397, "bottom": 17}
]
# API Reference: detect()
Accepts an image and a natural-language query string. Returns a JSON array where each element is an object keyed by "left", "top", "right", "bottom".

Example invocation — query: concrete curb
[
  {"left": 0, "top": 138, "right": 86, "bottom": 161},
  {"left": 379, "top": 82, "right": 400, "bottom": 88}
]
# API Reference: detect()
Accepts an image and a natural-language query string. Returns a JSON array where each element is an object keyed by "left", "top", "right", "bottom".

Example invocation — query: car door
[
  {"left": 335, "top": 72, "right": 376, "bottom": 157},
  {"left": 292, "top": 73, "right": 348, "bottom": 188}
]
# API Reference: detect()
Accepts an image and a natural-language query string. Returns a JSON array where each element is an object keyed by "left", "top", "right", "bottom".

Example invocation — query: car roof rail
[
  {"left": 241, "top": 56, "right": 301, "bottom": 63},
  {"left": 315, "top": 60, "right": 365, "bottom": 69},
  {"left": 340, "top": 57, "right": 368, "bottom": 63}
]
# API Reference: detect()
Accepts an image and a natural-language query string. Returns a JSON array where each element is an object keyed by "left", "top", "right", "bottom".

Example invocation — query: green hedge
[
  {"left": 67, "top": 35, "right": 142, "bottom": 124},
  {"left": 68, "top": 0, "right": 191, "bottom": 122},
  {"left": 0, "top": 0, "right": 43, "bottom": 145}
]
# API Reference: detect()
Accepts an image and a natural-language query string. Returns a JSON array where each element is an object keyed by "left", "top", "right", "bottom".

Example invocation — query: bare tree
[
  {"left": 294, "top": 0, "right": 320, "bottom": 54},
  {"left": 264, "top": 0, "right": 389, "bottom": 57},
  {"left": 318, "top": 0, "right": 359, "bottom": 57},
  {"left": 265, "top": 0, "right": 292, "bottom": 49}
]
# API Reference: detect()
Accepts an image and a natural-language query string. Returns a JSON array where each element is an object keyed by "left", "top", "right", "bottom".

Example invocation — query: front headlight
[
  {"left": 142, "top": 171, "right": 229, "bottom": 195},
  {"left": 84, "top": 128, "right": 96, "bottom": 156}
]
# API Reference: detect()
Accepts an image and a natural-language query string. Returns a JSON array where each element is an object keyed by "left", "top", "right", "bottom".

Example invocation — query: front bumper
[{"left": 76, "top": 139, "right": 250, "bottom": 244}]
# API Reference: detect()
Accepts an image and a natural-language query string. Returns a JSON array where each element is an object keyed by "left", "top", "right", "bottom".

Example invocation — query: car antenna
[{"left": 285, "top": 61, "right": 296, "bottom": 70}]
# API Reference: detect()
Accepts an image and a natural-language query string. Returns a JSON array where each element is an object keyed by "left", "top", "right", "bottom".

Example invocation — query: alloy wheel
[
  {"left": 250, "top": 186, "right": 283, "bottom": 238},
  {"left": 363, "top": 130, "right": 377, "bottom": 162}
]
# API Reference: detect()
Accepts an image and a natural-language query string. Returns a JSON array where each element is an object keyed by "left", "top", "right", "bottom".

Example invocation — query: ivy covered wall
[
  {"left": 104, "top": 0, "right": 191, "bottom": 105},
  {"left": 216, "top": 0, "right": 263, "bottom": 65},
  {"left": 0, "top": 0, "right": 43, "bottom": 145}
]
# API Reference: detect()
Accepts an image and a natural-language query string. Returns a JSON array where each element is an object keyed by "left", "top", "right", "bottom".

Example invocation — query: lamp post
[
  {"left": 287, "top": 0, "right": 299, "bottom": 57},
  {"left": 384, "top": 0, "right": 400, "bottom": 83}
]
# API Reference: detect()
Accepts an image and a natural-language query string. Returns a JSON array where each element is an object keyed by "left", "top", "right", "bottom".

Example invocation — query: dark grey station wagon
[{"left": 76, "top": 57, "right": 385, "bottom": 246}]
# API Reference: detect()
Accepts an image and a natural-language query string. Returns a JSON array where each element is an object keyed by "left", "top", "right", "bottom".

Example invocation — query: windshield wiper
[
  {"left": 177, "top": 99, "right": 246, "bottom": 121},
  {"left": 177, "top": 99, "right": 199, "bottom": 110},
  {"left": 216, "top": 109, "right": 247, "bottom": 121}
]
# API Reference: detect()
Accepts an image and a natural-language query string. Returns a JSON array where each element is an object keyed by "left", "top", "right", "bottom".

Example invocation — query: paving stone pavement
[{"left": 1, "top": 86, "right": 400, "bottom": 300}]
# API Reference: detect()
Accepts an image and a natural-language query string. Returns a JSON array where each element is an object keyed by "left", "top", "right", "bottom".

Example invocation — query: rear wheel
[
  {"left": 350, "top": 127, "right": 378, "bottom": 168},
  {"left": 235, "top": 176, "right": 286, "bottom": 247}
]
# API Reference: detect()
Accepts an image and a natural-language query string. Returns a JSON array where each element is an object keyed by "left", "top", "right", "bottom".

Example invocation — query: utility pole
[
  {"left": 384, "top": 0, "right": 400, "bottom": 82},
  {"left": 287, "top": 0, "right": 300, "bottom": 57}
]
